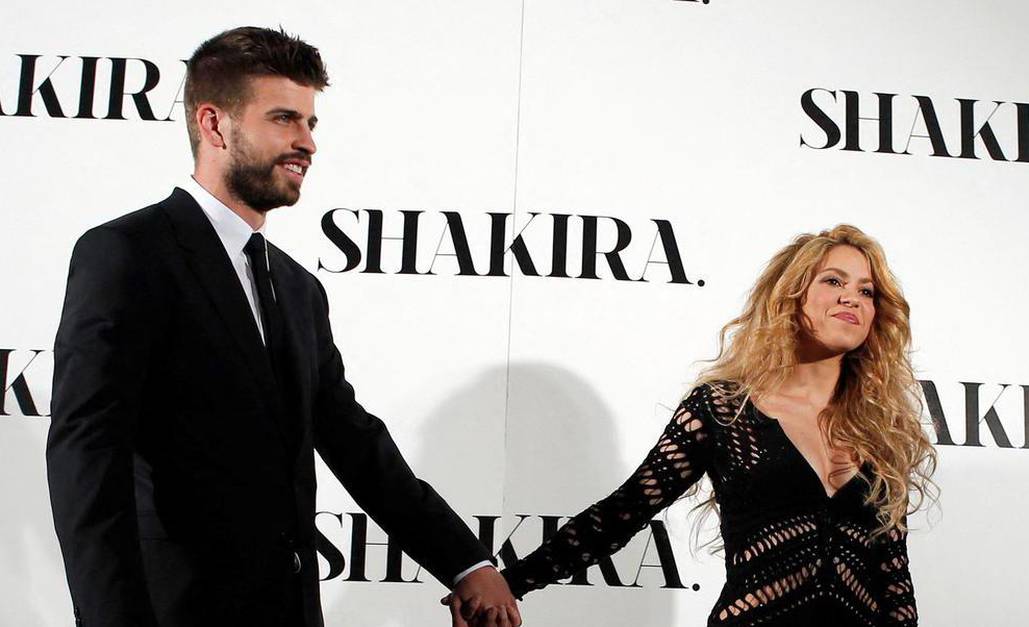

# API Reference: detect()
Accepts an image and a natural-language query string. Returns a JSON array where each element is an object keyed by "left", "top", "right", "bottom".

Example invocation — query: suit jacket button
[{"left": 292, "top": 551, "right": 302, "bottom": 574}]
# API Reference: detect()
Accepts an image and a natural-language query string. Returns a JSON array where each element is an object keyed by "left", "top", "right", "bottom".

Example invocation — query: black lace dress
[{"left": 501, "top": 383, "right": 918, "bottom": 626}]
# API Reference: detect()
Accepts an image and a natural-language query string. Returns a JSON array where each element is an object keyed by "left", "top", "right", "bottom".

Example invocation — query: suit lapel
[
  {"left": 268, "top": 245, "right": 315, "bottom": 461},
  {"left": 159, "top": 188, "right": 280, "bottom": 406}
]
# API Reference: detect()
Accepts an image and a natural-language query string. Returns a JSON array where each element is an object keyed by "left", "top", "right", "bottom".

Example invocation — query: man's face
[{"left": 224, "top": 75, "right": 318, "bottom": 212}]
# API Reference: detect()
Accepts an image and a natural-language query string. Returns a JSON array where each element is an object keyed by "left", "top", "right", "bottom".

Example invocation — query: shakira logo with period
[{"left": 316, "top": 510, "right": 697, "bottom": 589}]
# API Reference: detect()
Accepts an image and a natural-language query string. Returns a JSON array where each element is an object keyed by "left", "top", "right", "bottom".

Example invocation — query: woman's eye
[
  {"left": 861, "top": 288, "right": 875, "bottom": 297},
  {"left": 825, "top": 277, "right": 842, "bottom": 286}
]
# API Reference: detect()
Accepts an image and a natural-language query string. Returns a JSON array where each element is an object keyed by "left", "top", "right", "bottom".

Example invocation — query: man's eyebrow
[
  {"left": 266, "top": 108, "right": 318, "bottom": 129},
  {"left": 266, "top": 107, "right": 301, "bottom": 118},
  {"left": 819, "top": 267, "right": 874, "bottom": 283}
]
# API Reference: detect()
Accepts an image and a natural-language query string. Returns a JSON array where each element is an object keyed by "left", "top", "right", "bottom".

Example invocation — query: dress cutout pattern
[{"left": 501, "top": 383, "right": 919, "bottom": 626}]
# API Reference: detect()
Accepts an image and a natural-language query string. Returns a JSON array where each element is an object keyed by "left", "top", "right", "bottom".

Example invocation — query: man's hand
[{"left": 441, "top": 566, "right": 522, "bottom": 627}]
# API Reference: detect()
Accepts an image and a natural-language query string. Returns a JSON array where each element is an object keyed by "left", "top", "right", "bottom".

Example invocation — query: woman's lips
[{"left": 833, "top": 312, "right": 860, "bottom": 325}]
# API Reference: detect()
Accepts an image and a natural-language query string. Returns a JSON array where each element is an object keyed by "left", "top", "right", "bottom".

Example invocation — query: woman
[{"left": 452, "top": 225, "right": 936, "bottom": 626}]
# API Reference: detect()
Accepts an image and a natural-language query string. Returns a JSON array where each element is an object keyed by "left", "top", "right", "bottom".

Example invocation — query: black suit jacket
[{"left": 46, "top": 188, "right": 490, "bottom": 627}]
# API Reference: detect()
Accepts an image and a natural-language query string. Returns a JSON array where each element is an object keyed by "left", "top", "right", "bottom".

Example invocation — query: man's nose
[{"left": 294, "top": 125, "right": 316, "bottom": 156}]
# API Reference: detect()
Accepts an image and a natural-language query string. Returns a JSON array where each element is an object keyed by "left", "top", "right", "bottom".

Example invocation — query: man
[{"left": 46, "top": 26, "right": 520, "bottom": 627}]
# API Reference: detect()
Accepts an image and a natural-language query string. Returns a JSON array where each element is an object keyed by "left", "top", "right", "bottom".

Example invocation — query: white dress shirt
[
  {"left": 180, "top": 176, "right": 268, "bottom": 344},
  {"left": 179, "top": 177, "right": 493, "bottom": 587}
]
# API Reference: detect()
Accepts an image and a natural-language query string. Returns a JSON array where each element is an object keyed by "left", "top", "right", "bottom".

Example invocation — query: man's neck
[{"left": 192, "top": 169, "right": 266, "bottom": 231}]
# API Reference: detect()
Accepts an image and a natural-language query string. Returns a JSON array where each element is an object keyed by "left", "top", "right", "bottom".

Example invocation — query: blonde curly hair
[{"left": 693, "top": 224, "right": 937, "bottom": 537}]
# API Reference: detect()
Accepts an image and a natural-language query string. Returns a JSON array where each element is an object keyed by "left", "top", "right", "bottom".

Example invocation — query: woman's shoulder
[
  {"left": 683, "top": 379, "right": 744, "bottom": 402},
  {"left": 681, "top": 380, "right": 749, "bottom": 423}
]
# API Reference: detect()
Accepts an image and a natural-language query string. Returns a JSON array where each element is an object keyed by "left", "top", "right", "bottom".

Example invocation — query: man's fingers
[
  {"left": 498, "top": 606, "right": 513, "bottom": 627},
  {"left": 461, "top": 596, "right": 483, "bottom": 620},
  {"left": 507, "top": 604, "right": 522, "bottom": 627},
  {"left": 449, "top": 567, "right": 521, "bottom": 626},
  {"left": 449, "top": 595, "right": 469, "bottom": 627},
  {"left": 484, "top": 607, "right": 501, "bottom": 627}
]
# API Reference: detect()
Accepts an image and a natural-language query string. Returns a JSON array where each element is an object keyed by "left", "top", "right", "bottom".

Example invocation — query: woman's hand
[{"left": 440, "top": 567, "right": 522, "bottom": 627}]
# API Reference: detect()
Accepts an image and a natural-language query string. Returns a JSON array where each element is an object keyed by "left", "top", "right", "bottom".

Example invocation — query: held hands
[{"left": 440, "top": 566, "right": 522, "bottom": 627}]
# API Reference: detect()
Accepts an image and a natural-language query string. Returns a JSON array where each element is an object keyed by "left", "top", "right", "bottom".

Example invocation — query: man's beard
[{"left": 224, "top": 133, "right": 301, "bottom": 212}]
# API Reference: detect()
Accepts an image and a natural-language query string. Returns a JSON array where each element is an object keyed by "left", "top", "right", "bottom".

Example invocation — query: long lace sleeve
[
  {"left": 877, "top": 520, "right": 918, "bottom": 625},
  {"left": 501, "top": 385, "right": 713, "bottom": 599}
]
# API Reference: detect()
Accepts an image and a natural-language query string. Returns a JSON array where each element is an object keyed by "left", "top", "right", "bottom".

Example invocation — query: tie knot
[{"left": 245, "top": 232, "right": 267, "bottom": 258}]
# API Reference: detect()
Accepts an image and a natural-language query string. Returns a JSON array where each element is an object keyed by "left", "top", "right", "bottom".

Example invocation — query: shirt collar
[{"left": 180, "top": 175, "right": 262, "bottom": 259}]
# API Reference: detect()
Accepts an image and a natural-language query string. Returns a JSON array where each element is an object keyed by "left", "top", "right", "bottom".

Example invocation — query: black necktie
[
  {"left": 244, "top": 233, "right": 283, "bottom": 352},
  {"left": 244, "top": 233, "right": 298, "bottom": 448}
]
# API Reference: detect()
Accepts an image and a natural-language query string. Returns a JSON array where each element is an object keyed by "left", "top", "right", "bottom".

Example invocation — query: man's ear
[{"left": 196, "top": 103, "right": 228, "bottom": 150}]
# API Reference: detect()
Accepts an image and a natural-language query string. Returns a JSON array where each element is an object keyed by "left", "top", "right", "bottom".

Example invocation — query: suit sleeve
[
  {"left": 310, "top": 280, "right": 491, "bottom": 587},
  {"left": 46, "top": 226, "right": 158, "bottom": 627}
]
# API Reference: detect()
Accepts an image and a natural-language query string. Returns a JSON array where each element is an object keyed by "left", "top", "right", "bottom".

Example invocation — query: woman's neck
[{"left": 779, "top": 350, "right": 844, "bottom": 406}]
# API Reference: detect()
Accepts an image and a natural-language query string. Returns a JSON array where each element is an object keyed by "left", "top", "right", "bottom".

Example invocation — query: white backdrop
[{"left": 2, "top": 1, "right": 1027, "bottom": 625}]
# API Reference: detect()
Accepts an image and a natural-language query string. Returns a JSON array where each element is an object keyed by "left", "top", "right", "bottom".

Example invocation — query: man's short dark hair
[{"left": 184, "top": 26, "right": 330, "bottom": 158}]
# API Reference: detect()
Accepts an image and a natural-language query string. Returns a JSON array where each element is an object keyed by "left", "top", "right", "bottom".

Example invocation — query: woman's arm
[
  {"left": 500, "top": 384, "right": 715, "bottom": 599},
  {"left": 877, "top": 519, "right": 918, "bottom": 626}
]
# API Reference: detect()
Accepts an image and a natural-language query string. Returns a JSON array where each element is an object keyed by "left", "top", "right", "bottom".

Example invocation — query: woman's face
[{"left": 798, "top": 245, "right": 876, "bottom": 356}]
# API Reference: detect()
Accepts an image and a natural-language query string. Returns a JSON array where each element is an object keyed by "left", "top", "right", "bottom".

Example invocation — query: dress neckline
[{"left": 748, "top": 399, "right": 864, "bottom": 500}]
